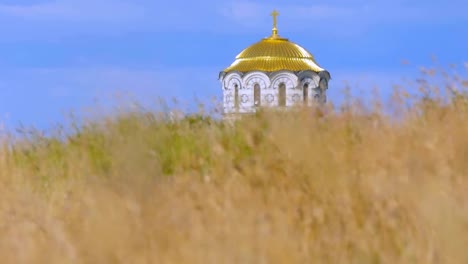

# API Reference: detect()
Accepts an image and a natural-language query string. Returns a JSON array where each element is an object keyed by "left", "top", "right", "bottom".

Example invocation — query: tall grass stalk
[{"left": 2, "top": 72, "right": 468, "bottom": 263}]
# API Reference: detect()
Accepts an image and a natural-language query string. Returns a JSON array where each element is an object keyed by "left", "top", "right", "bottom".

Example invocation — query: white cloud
[
  {"left": 0, "top": 0, "right": 465, "bottom": 40},
  {"left": 0, "top": 0, "right": 229, "bottom": 39},
  {"left": 0, "top": 0, "right": 145, "bottom": 21},
  {"left": 219, "top": 1, "right": 468, "bottom": 37}
]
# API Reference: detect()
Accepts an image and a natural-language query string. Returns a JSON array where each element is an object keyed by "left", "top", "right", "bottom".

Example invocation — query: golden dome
[{"left": 223, "top": 10, "right": 324, "bottom": 73}]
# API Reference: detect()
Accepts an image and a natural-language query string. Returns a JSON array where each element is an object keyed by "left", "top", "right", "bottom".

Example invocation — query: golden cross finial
[{"left": 271, "top": 9, "right": 279, "bottom": 37}]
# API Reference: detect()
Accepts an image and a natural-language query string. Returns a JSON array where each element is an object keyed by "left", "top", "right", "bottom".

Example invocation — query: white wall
[{"left": 221, "top": 70, "right": 329, "bottom": 114}]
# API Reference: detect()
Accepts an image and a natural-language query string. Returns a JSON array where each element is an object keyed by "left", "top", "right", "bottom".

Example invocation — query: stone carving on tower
[{"left": 219, "top": 10, "right": 331, "bottom": 116}]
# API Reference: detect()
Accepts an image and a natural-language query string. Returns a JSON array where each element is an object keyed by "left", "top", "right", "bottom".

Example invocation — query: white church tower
[{"left": 219, "top": 10, "right": 331, "bottom": 117}]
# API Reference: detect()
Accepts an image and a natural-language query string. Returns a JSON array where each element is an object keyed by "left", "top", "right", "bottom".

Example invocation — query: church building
[{"left": 219, "top": 10, "right": 331, "bottom": 116}]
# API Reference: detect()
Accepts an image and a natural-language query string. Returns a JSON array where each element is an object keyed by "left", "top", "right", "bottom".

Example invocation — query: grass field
[{"left": 2, "top": 71, "right": 468, "bottom": 263}]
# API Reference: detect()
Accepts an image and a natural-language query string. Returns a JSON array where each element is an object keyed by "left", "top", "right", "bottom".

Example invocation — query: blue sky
[{"left": 0, "top": 0, "right": 467, "bottom": 130}]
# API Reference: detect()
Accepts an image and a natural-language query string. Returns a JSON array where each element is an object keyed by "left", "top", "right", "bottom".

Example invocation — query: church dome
[
  {"left": 219, "top": 10, "right": 331, "bottom": 117},
  {"left": 223, "top": 12, "right": 324, "bottom": 73},
  {"left": 223, "top": 37, "right": 324, "bottom": 73}
]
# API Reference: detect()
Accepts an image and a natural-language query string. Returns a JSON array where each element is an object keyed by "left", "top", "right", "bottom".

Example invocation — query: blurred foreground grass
[{"left": 2, "top": 70, "right": 468, "bottom": 263}]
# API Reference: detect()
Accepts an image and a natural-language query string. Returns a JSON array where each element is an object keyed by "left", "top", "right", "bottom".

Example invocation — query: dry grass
[{"left": 2, "top": 71, "right": 468, "bottom": 263}]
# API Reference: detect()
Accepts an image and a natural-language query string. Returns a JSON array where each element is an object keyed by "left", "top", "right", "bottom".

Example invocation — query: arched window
[
  {"left": 278, "top": 83, "right": 286, "bottom": 106},
  {"left": 234, "top": 84, "right": 239, "bottom": 109},
  {"left": 303, "top": 83, "right": 309, "bottom": 104},
  {"left": 254, "top": 84, "right": 261, "bottom": 107}
]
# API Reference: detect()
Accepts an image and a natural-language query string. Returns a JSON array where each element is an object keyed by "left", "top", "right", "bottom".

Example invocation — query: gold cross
[
  {"left": 270, "top": 9, "right": 279, "bottom": 36},
  {"left": 271, "top": 9, "right": 279, "bottom": 29}
]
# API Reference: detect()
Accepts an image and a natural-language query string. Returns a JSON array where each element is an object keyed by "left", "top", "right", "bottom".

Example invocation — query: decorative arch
[
  {"left": 222, "top": 72, "right": 243, "bottom": 114},
  {"left": 242, "top": 71, "right": 270, "bottom": 89},
  {"left": 270, "top": 72, "right": 298, "bottom": 89},
  {"left": 218, "top": 71, "right": 226, "bottom": 81},
  {"left": 300, "top": 78, "right": 314, "bottom": 106},
  {"left": 223, "top": 72, "right": 243, "bottom": 90},
  {"left": 318, "top": 70, "right": 332, "bottom": 81},
  {"left": 271, "top": 72, "right": 299, "bottom": 107},
  {"left": 297, "top": 70, "right": 316, "bottom": 79},
  {"left": 298, "top": 71, "right": 320, "bottom": 88},
  {"left": 301, "top": 78, "right": 313, "bottom": 88},
  {"left": 233, "top": 72, "right": 269, "bottom": 112}
]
